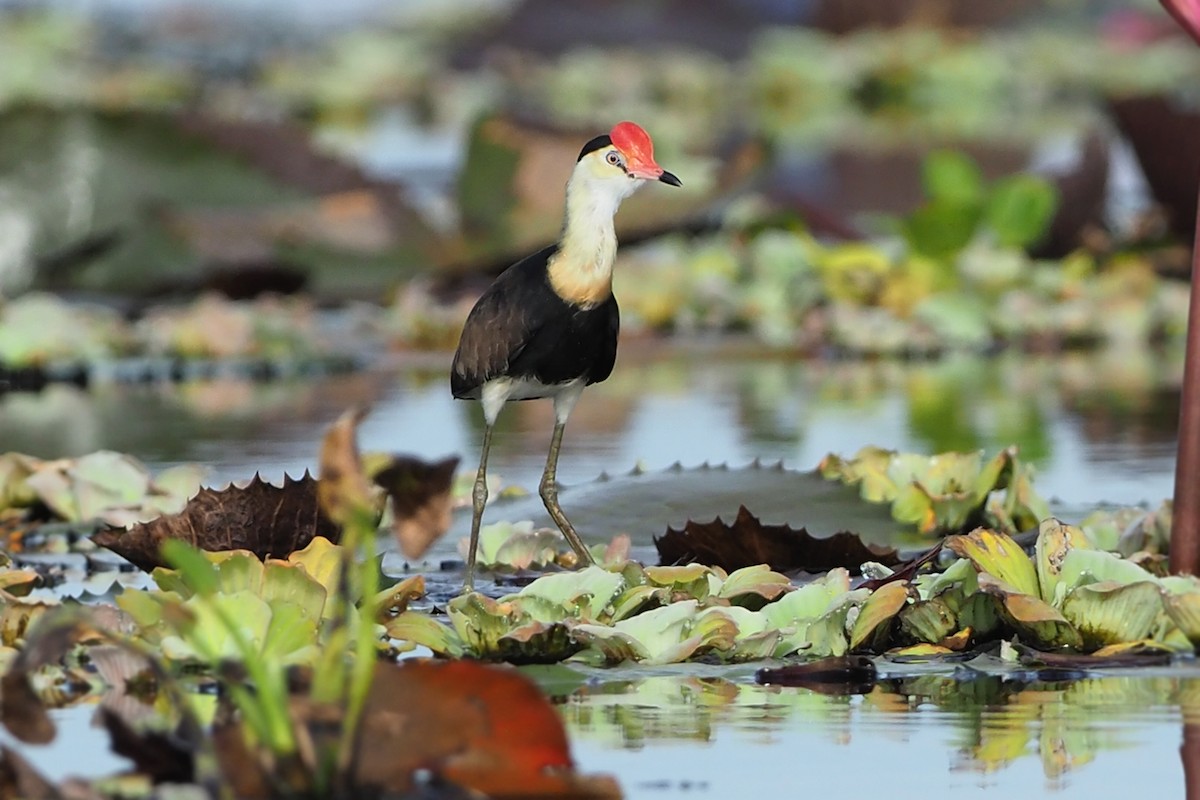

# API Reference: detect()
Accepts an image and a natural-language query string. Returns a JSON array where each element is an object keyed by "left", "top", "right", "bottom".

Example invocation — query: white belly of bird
[{"left": 480, "top": 376, "right": 586, "bottom": 426}]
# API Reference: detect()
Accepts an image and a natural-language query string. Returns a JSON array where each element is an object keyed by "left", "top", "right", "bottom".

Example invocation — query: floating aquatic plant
[{"left": 818, "top": 445, "right": 1048, "bottom": 536}]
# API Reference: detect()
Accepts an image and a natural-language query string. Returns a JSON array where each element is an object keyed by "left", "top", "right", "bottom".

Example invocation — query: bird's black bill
[{"left": 659, "top": 170, "right": 682, "bottom": 187}]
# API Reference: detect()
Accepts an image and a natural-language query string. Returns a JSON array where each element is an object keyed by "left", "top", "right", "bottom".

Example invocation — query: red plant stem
[
  {"left": 1185, "top": 722, "right": 1200, "bottom": 800},
  {"left": 1172, "top": 199, "right": 1200, "bottom": 575}
]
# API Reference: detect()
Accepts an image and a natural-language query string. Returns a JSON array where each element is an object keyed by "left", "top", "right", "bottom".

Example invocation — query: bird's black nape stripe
[{"left": 577, "top": 134, "right": 612, "bottom": 162}]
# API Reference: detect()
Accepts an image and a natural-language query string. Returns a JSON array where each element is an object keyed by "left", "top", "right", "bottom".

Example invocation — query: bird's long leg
[
  {"left": 464, "top": 425, "right": 494, "bottom": 592},
  {"left": 539, "top": 421, "right": 596, "bottom": 565}
]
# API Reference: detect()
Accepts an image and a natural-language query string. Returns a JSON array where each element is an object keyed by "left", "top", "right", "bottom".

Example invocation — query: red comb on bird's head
[
  {"left": 610, "top": 121, "right": 655, "bottom": 164},
  {"left": 606, "top": 121, "right": 681, "bottom": 186}
]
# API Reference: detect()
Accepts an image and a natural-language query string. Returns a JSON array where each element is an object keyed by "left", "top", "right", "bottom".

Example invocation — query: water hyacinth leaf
[
  {"left": 716, "top": 564, "right": 793, "bottom": 606},
  {"left": 946, "top": 529, "right": 1040, "bottom": 599},
  {"left": 371, "top": 574, "right": 425, "bottom": 619},
  {"left": 448, "top": 593, "right": 519, "bottom": 656},
  {"left": 885, "top": 643, "right": 961, "bottom": 662},
  {"left": 259, "top": 602, "right": 321, "bottom": 665},
  {"left": 898, "top": 597, "right": 957, "bottom": 644},
  {"left": 261, "top": 561, "right": 328, "bottom": 622},
  {"left": 1058, "top": 548, "right": 1158, "bottom": 594},
  {"left": 978, "top": 573, "right": 1081, "bottom": 650},
  {"left": 160, "top": 540, "right": 219, "bottom": 597},
  {"left": 159, "top": 591, "right": 272, "bottom": 662},
  {"left": 609, "top": 584, "right": 666, "bottom": 622},
  {"left": 720, "top": 605, "right": 781, "bottom": 661},
  {"left": 762, "top": 568, "right": 852, "bottom": 630},
  {"left": 571, "top": 601, "right": 737, "bottom": 665},
  {"left": 386, "top": 610, "right": 464, "bottom": 657},
  {"left": 819, "top": 446, "right": 1042, "bottom": 536},
  {"left": 642, "top": 564, "right": 717, "bottom": 601},
  {"left": 463, "top": 521, "right": 562, "bottom": 570},
  {"left": 850, "top": 581, "right": 910, "bottom": 651},
  {"left": 505, "top": 566, "right": 626, "bottom": 623},
  {"left": 1162, "top": 577, "right": 1200, "bottom": 646},
  {"left": 1035, "top": 518, "right": 1091, "bottom": 606},
  {"left": 1060, "top": 581, "right": 1165, "bottom": 650},
  {"left": 915, "top": 557, "right": 978, "bottom": 600},
  {"left": 773, "top": 587, "right": 868, "bottom": 659},
  {"left": 286, "top": 536, "right": 342, "bottom": 595},
  {"left": 211, "top": 551, "right": 265, "bottom": 596}
]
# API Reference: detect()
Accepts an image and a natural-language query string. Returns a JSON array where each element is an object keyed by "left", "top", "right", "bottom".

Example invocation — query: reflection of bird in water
[{"left": 451, "top": 121, "right": 681, "bottom": 590}]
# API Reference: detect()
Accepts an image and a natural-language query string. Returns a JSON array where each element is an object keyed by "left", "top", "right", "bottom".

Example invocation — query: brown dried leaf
[
  {"left": 317, "top": 407, "right": 376, "bottom": 528},
  {"left": 0, "top": 670, "right": 54, "bottom": 745},
  {"left": 98, "top": 708, "right": 194, "bottom": 785},
  {"left": 374, "top": 455, "right": 460, "bottom": 560},
  {"left": 93, "top": 473, "right": 339, "bottom": 572},
  {"left": 0, "top": 746, "right": 67, "bottom": 800},
  {"left": 655, "top": 505, "right": 899, "bottom": 574}
]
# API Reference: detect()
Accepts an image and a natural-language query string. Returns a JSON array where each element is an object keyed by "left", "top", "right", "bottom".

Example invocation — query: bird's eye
[{"left": 606, "top": 151, "right": 622, "bottom": 167}]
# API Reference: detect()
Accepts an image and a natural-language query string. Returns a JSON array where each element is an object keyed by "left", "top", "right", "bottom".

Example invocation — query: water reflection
[
  {"left": 561, "top": 670, "right": 1192, "bottom": 798},
  {"left": 0, "top": 346, "right": 1183, "bottom": 508}
]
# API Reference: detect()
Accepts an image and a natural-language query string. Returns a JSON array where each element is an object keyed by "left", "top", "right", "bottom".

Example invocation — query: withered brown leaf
[
  {"left": 317, "top": 406, "right": 375, "bottom": 528},
  {"left": 654, "top": 505, "right": 900, "bottom": 574},
  {"left": 93, "top": 473, "right": 339, "bottom": 572},
  {"left": 374, "top": 455, "right": 459, "bottom": 560}
]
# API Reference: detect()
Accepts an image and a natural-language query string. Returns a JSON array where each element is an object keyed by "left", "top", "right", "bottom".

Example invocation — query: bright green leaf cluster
[{"left": 818, "top": 445, "right": 1048, "bottom": 536}]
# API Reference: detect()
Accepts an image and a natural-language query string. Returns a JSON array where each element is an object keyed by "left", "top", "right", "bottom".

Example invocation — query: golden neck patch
[{"left": 548, "top": 250, "right": 613, "bottom": 307}]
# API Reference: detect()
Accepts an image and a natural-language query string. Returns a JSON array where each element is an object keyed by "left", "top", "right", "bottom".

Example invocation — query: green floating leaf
[
  {"left": 947, "top": 528, "right": 1040, "bottom": 599},
  {"left": 985, "top": 174, "right": 1058, "bottom": 249},
  {"left": 922, "top": 149, "right": 986, "bottom": 206},
  {"left": 160, "top": 540, "right": 219, "bottom": 597},
  {"left": 1060, "top": 581, "right": 1164, "bottom": 651},
  {"left": 571, "top": 601, "right": 738, "bottom": 665},
  {"left": 505, "top": 566, "right": 626, "bottom": 623},
  {"left": 978, "top": 573, "right": 1082, "bottom": 650},
  {"left": 820, "top": 446, "right": 1044, "bottom": 536},
  {"left": 1035, "top": 517, "right": 1091, "bottom": 606},
  {"left": 898, "top": 597, "right": 957, "bottom": 644},
  {"left": 850, "top": 581, "right": 909, "bottom": 651},
  {"left": 386, "top": 611, "right": 464, "bottom": 657}
]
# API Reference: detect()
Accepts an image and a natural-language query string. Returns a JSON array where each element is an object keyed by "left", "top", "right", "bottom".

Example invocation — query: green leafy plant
[
  {"left": 900, "top": 150, "right": 1059, "bottom": 260},
  {"left": 818, "top": 445, "right": 1049, "bottom": 536}
]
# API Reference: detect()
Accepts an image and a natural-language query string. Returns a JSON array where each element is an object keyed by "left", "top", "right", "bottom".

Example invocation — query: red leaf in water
[
  {"left": 354, "top": 660, "right": 619, "bottom": 798},
  {"left": 654, "top": 505, "right": 899, "bottom": 574},
  {"left": 93, "top": 473, "right": 339, "bottom": 572}
]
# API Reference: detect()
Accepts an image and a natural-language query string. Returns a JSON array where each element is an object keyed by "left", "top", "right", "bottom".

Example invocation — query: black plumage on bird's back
[{"left": 450, "top": 245, "right": 620, "bottom": 401}]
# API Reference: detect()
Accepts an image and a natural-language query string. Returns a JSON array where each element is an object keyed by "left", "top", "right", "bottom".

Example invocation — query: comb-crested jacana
[{"left": 451, "top": 121, "right": 681, "bottom": 590}]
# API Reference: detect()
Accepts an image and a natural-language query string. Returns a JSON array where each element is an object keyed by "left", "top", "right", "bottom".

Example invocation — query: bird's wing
[{"left": 450, "top": 248, "right": 555, "bottom": 398}]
